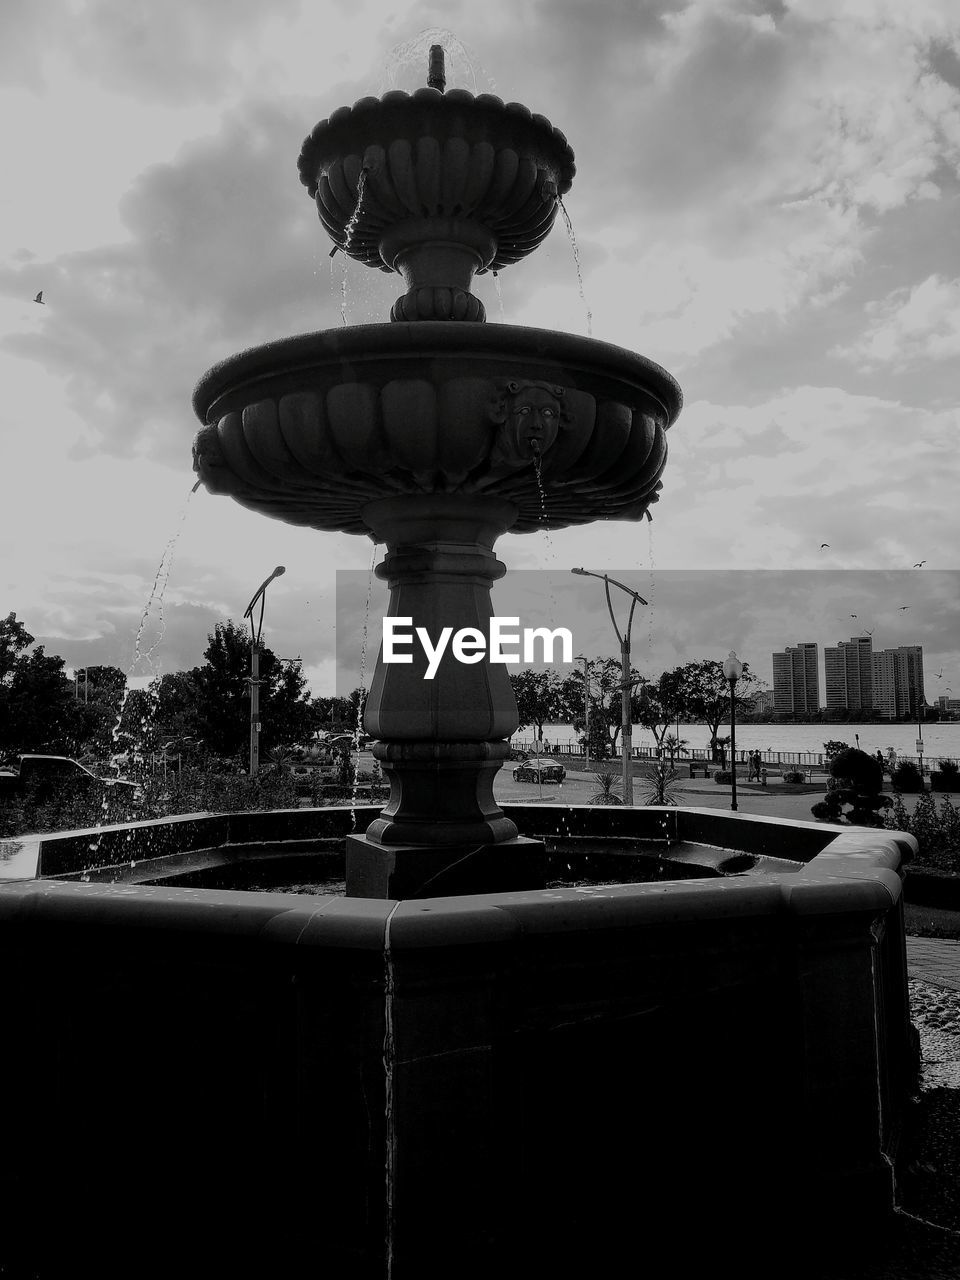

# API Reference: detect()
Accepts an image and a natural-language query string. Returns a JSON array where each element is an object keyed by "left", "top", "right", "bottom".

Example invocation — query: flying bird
[
  {"left": 914, "top": 561, "right": 926, "bottom": 568},
  {"left": 819, "top": 543, "right": 830, "bottom": 549},
  {"left": 898, "top": 605, "right": 910, "bottom": 611},
  {"left": 33, "top": 291, "right": 44, "bottom": 304},
  {"left": 850, "top": 614, "right": 857, "bottom": 619},
  {"left": 937, "top": 669, "right": 943, "bottom": 678}
]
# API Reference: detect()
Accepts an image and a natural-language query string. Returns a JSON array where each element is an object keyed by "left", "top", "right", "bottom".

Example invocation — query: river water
[{"left": 517, "top": 722, "right": 960, "bottom": 766}]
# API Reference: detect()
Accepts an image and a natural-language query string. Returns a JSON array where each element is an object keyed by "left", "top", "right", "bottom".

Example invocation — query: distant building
[
  {"left": 873, "top": 645, "right": 925, "bottom": 719},
  {"left": 751, "top": 689, "right": 775, "bottom": 714},
  {"left": 772, "top": 642, "right": 819, "bottom": 714},
  {"left": 936, "top": 695, "right": 960, "bottom": 719},
  {"left": 824, "top": 636, "right": 873, "bottom": 713}
]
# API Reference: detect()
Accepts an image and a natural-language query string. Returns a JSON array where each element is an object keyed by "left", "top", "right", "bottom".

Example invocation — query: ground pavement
[{"left": 496, "top": 762, "right": 942, "bottom": 821}]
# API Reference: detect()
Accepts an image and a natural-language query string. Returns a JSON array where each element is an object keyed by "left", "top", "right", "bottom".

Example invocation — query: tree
[
  {"left": 0, "top": 612, "right": 33, "bottom": 683},
  {"left": 0, "top": 613, "right": 83, "bottom": 757},
  {"left": 634, "top": 672, "right": 684, "bottom": 756},
  {"left": 312, "top": 695, "right": 355, "bottom": 735},
  {"left": 73, "top": 666, "right": 129, "bottom": 761},
  {"left": 509, "top": 669, "right": 566, "bottom": 742},
  {"left": 666, "top": 659, "right": 760, "bottom": 760},
  {"left": 561, "top": 659, "right": 623, "bottom": 759},
  {"left": 162, "top": 621, "right": 315, "bottom": 761}
]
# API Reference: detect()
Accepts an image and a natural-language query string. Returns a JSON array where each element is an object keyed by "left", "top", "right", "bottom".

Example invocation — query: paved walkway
[
  {"left": 500, "top": 767, "right": 939, "bottom": 823},
  {"left": 906, "top": 937, "right": 960, "bottom": 992}
]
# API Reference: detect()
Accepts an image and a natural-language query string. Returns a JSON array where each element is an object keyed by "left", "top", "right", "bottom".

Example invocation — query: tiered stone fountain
[
  {"left": 0, "top": 47, "right": 917, "bottom": 1280},
  {"left": 192, "top": 47, "right": 681, "bottom": 899}
]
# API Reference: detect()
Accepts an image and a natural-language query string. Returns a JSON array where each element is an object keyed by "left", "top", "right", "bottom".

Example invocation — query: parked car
[
  {"left": 0, "top": 754, "right": 143, "bottom": 810},
  {"left": 513, "top": 759, "right": 566, "bottom": 784}
]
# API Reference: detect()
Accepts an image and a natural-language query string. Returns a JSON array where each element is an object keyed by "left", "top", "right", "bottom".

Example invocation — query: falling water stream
[
  {"left": 557, "top": 197, "right": 593, "bottom": 337},
  {"left": 80, "top": 484, "right": 200, "bottom": 871},
  {"left": 337, "top": 254, "right": 349, "bottom": 325},
  {"left": 493, "top": 271, "right": 505, "bottom": 323},
  {"left": 108, "top": 484, "right": 199, "bottom": 762},
  {"left": 342, "top": 169, "right": 369, "bottom": 255},
  {"left": 646, "top": 515, "right": 656, "bottom": 667},
  {"left": 349, "top": 540, "right": 379, "bottom": 828}
]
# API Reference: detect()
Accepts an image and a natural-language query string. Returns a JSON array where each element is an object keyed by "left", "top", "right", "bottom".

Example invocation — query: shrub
[
  {"left": 812, "top": 747, "right": 889, "bottom": 827},
  {"left": 829, "top": 747, "right": 883, "bottom": 793},
  {"left": 884, "top": 793, "right": 960, "bottom": 870},
  {"left": 932, "top": 760, "right": 960, "bottom": 791},
  {"left": 783, "top": 770, "right": 805, "bottom": 784},
  {"left": 822, "top": 740, "right": 852, "bottom": 764},
  {"left": 891, "top": 761, "right": 925, "bottom": 793},
  {"left": 714, "top": 770, "right": 732, "bottom": 785},
  {"left": 589, "top": 773, "right": 623, "bottom": 805},
  {"left": 636, "top": 761, "right": 681, "bottom": 806}
]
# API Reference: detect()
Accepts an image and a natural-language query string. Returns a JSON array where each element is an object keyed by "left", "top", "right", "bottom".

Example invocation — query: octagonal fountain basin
[{"left": 0, "top": 805, "right": 917, "bottom": 1278}]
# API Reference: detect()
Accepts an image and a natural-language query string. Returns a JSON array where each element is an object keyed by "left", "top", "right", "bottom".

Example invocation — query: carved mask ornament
[{"left": 489, "top": 380, "right": 571, "bottom": 470}]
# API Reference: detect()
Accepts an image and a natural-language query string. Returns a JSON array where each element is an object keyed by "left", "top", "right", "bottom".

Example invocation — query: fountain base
[{"left": 345, "top": 832, "right": 545, "bottom": 900}]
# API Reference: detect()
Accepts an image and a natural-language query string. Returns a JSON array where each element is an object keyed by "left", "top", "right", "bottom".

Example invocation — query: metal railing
[{"left": 512, "top": 740, "right": 953, "bottom": 774}]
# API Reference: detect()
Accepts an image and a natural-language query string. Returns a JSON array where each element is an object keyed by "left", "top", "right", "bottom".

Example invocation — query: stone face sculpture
[
  {"left": 488, "top": 380, "right": 570, "bottom": 469},
  {"left": 192, "top": 48, "right": 682, "bottom": 898}
]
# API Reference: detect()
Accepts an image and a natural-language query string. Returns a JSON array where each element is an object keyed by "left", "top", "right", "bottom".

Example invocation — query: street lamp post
[
  {"left": 722, "top": 650, "right": 743, "bottom": 812},
  {"left": 917, "top": 693, "right": 925, "bottom": 787},
  {"left": 572, "top": 569, "right": 647, "bottom": 806},
  {"left": 575, "top": 654, "right": 590, "bottom": 773},
  {"left": 243, "top": 565, "right": 286, "bottom": 777}
]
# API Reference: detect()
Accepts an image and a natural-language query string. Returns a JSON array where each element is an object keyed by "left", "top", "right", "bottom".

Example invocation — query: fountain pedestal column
[{"left": 345, "top": 495, "right": 546, "bottom": 899}]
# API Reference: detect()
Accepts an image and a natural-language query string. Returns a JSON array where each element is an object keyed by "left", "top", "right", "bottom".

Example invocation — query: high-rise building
[
  {"left": 771, "top": 642, "right": 819, "bottom": 714},
  {"left": 824, "top": 636, "right": 873, "bottom": 713},
  {"left": 751, "top": 689, "right": 775, "bottom": 714},
  {"left": 873, "top": 645, "right": 925, "bottom": 719}
]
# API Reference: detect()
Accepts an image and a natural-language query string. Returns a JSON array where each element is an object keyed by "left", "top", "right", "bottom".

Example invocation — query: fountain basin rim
[
  {"left": 4, "top": 803, "right": 917, "bottom": 887},
  {"left": 192, "top": 321, "right": 683, "bottom": 426},
  {"left": 0, "top": 845, "right": 905, "bottom": 947}
]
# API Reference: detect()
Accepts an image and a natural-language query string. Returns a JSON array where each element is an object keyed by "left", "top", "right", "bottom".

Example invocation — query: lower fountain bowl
[{"left": 191, "top": 322, "right": 682, "bottom": 535}]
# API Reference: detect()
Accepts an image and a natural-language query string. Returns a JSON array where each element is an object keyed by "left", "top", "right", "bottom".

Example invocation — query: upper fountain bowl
[{"left": 297, "top": 87, "right": 577, "bottom": 322}]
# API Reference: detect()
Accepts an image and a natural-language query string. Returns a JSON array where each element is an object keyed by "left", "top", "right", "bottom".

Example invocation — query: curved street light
[
  {"left": 571, "top": 568, "right": 648, "bottom": 805},
  {"left": 722, "top": 650, "right": 743, "bottom": 812},
  {"left": 243, "top": 566, "right": 286, "bottom": 777}
]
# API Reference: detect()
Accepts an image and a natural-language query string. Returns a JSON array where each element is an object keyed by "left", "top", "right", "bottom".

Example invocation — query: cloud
[
  {"left": 662, "top": 384, "right": 959, "bottom": 568},
  {"left": 7, "top": 0, "right": 300, "bottom": 104},
  {"left": 0, "top": 97, "right": 352, "bottom": 464},
  {"left": 0, "top": 0, "right": 68, "bottom": 90},
  {"left": 831, "top": 274, "right": 960, "bottom": 369}
]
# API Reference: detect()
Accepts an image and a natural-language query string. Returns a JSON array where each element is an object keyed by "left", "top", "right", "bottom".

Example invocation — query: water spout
[{"left": 427, "top": 44, "right": 446, "bottom": 92}]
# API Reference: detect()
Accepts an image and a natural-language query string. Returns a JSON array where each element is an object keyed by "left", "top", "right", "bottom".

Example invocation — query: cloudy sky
[{"left": 2, "top": 0, "right": 959, "bottom": 699}]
